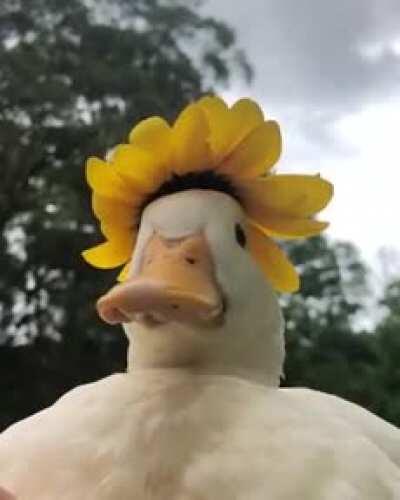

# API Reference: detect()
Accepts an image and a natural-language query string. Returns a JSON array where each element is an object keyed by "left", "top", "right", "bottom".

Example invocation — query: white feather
[{"left": 0, "top": 190, "right": 399, "bottom": 499}]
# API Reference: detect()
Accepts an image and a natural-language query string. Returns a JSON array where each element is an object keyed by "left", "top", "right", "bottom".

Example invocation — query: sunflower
[{"left": 82, "top": 96, "right": 333, "bottom": 292}]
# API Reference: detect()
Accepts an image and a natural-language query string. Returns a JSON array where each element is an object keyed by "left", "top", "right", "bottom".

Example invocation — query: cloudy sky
[{"left": 203, "top": 0, "right": 400, "bottom": 280}]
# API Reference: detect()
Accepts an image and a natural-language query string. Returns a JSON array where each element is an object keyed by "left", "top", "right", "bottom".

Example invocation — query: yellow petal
[
  {"left": 92, "top": 194, "right": 136, "bottom": 226},
  {"left": 117, "top": 261, "right": 131, "bottom": 282},
  {"left": 197, "top": 95, "right": 228, "bottom": 118},
  {"left": 100, "top": 222, "right": 136, "bottom": 241},
  {"left": 247, "top": 225, "right": 299, "bottom": 292},
  {"left": 128, "top": 116, "right": 172, "bottom": 166},
  {"left": 86, "top": 157, "right": 137, "bottom": 203},
  {"left": 240, "top": 174, "right": 333, "bottom": 218},
  {"left": 172, "top": 103, "right": 213, "bottom": 174},
  {"left": 112, "top": 144, "right": 166, "bottom": 193},
  {"left": 82, "top": 238, "right": 133, "bottom": 269},
  {"left": 249, "top": 215, "right": 328, "bottom": 240},
  {"left": 229, "top": 98, "right": 264, "bottom": 142},
  {"left": 198, "top": 96, "right": 264, "bottom": 162},
  {"left": 197, "top": 96, "right": 230, "bottom": 159},
  {"left": 219, "top": 120, "right": 281, "bottom": 178}
]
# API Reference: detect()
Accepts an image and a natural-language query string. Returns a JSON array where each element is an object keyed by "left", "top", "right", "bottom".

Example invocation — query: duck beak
[
  {"left": 96, "top": 233, "right": 224, "bottom": 326},
  {"left": 0, "top": 486, "right": 15, "bottom": 500}
]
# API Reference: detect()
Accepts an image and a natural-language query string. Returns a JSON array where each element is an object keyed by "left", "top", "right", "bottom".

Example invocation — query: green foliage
[
  {"left": 373, "top": 281, "right": 400, "bottom": 425},
  {"left": 283, "top": 239, "right": 400, "bottom": 427}
]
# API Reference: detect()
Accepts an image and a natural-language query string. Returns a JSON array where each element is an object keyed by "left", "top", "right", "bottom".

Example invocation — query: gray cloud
[{"left": 204, "top": 0, "right": 400, "bottom": 114}]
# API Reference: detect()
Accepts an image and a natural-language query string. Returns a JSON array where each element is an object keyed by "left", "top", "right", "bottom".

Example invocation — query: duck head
[{"left": 97, "top": 189, "right": 284, "bottom": 386}]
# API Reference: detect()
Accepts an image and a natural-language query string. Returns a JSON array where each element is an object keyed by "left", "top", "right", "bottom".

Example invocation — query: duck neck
[{"left": 124, "top": 320, "right": 284, "bottom": 387}]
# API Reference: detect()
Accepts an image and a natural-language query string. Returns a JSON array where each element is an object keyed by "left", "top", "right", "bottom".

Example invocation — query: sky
[{"left": 203, "top": 0, "right": 400, "bottom": 282}]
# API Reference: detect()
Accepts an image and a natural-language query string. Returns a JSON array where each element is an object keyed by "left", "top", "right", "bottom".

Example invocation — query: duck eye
[{"left": 234, "top": 223, "right": 247, "bottom": 248}]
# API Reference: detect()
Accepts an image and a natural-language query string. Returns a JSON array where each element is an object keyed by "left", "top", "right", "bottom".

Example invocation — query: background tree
[
  {"left": 373, "top": 280, "right": 400, "bottom": 426},
  {"left": 282, "top": 238, "right": 400, "bottom": 428},
  {"left": 282, "top": 238, "right": 380, "bottom": 410},
  {"left": 0, "top": 0, "right": 249, "bottom": 429}
]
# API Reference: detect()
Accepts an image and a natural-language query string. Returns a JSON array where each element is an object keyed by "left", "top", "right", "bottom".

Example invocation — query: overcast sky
[{"left": 203, "top": 0, "right": 400, "bottom": 280}]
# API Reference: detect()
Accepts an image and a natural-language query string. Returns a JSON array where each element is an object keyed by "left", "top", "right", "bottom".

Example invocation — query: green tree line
[{"left": 0, "top": 0, "right": 399, "bottom": 431}]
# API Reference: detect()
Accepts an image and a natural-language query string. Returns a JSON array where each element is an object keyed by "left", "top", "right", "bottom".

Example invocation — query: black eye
[{"left": 235, "top": 223, "right": 247, "bottom": 248}]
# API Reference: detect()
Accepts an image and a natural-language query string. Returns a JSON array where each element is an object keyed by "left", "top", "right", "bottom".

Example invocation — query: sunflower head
[{"left": 82, "top": 96, "right": 333, "bottom": 292}]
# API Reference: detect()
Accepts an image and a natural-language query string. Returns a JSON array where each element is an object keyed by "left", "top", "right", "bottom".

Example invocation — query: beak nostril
[{"left": 185, "top": 257, "right": 196, "bottom": 265}]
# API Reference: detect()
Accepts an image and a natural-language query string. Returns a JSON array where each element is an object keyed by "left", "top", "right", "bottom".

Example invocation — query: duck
[{"left": 0, "top": 96, "right": 399, "bottom": 500}]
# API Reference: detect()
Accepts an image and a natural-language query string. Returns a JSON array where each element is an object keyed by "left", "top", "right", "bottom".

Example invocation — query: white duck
[
  {"left": 1, "top": 189, "right": 400, "bottom": 499},
  {"left": 1, "top": 96, "right": 400, "bottom": 499}
]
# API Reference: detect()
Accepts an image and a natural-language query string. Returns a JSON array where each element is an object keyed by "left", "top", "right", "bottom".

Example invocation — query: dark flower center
[{"left": 138, "top": 170, "right": 242, "bottom": 224}]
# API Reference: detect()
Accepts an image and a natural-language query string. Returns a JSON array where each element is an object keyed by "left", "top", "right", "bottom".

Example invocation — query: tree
[
  {"left": 373, "top": 280, "right": 400, "bottom": 426},
  {"left": 0, "top": 0, "right": 249, "bottom": 429},
  {"left": 282, "top": 237, "right": 381, "bottom": 412}
]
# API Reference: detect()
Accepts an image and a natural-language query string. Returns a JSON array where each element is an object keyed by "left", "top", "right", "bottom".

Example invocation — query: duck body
[
  {"left": 1, "top": 369, "right": 400, "bottom": 500},
  {"left": 1, "top": 189, "right": 400, "bottom": 499}
]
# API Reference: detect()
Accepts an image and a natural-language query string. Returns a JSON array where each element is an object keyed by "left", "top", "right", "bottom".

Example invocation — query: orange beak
[
  {"left": 96, "top": 233, "right": 224, "bottom": 326},
  {"left": 0, "top": 487, "right": 15, "bottom": 500}
]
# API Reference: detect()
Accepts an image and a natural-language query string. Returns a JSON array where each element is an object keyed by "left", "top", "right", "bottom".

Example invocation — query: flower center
[{"left": 138, "top": 170, "right": 242, "bottom": 225}]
